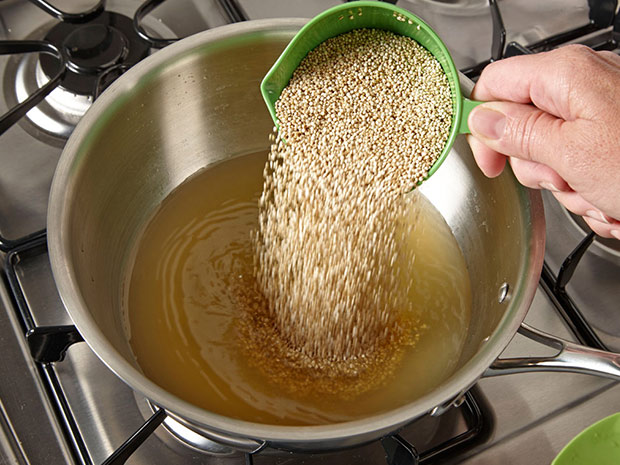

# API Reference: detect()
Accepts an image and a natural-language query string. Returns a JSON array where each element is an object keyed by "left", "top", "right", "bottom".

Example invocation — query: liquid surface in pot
[{"left": 126, "top": 150, "right": 471, "bottom": 426}]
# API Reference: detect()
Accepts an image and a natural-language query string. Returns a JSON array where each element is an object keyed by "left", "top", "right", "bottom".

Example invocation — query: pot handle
[{"left": 484, "top": 323, "right": 620, "bottom": 380}]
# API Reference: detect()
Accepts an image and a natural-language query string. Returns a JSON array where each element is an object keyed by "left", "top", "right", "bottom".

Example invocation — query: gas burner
[
  {"left": 3, "top": 11, "right": 176, "bottom": 141},
  {"left": 40, "top": 12, "right": 149, "bottom": 96}
]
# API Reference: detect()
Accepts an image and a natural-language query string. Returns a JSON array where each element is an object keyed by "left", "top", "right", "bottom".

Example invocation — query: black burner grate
[
  {"left": 541, "top": 233, "right": 609, "bottom": 351},
  {"left": 462, "top": 0, "right": 618, "bottom": 79}
]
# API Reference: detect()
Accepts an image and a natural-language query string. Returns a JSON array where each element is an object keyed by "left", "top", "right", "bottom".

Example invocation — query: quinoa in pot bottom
[{"left": 244, "top": 28, "right": 454, "bottom": 396}]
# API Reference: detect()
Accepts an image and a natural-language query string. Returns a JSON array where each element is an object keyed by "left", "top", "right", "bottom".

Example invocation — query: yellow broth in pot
[{"left": 125, "top": 150, "right": 471, "bottom": 426}]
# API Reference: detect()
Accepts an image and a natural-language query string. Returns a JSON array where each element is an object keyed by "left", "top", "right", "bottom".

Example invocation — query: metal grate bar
[
  {"left": 419, "top": 387, "right": 491, "bottom": 463},
  {"left": 382, "top": 434, "right": 420, "bottom": 465},
  {"left": 540, "top": 262, "right": 608, "bottom": 351},
  {"left": 101, "top": 409, "right": 167, "bottom": 465},
  {"left": 0, "top": 41, "right": 65, "bottom": 137},
  {"left": 27, "top": 0, "right": 106, "bottom": 24},
  {"left": 41, "top": 363, "right": 94, "bottom": 465},
  {"left": 133, "top": 0, "right": 179, "bottom": 48},
  {"left": 527, "top": 22, "right": 601, "bottom": 52},
  {"left": 489, "top": 0, "right": 506, "bottom": 61},
  {"left": 0, "top": 229, "right": 47, "bottom": 254},
  {"left": 3, "top": 236, "right": 93, "bottom": 464},
  {"left": 217, "top": 0, "right": 248, "bottom": 23}
]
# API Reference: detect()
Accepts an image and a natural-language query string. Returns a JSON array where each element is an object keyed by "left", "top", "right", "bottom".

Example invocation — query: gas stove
[{"left": 1, "top": 1, "right": 619, "bottom": 464}]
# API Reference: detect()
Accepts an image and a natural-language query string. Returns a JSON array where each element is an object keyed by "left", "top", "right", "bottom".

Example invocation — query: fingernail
[
  {"left": 612, "top": 230, "right": 620, "bottom": 240},
  {"left": 539, "top": 182, "right": 560, "bottom": 192},
  {"left": 470, "top": 107, "right": 506, "bottom": 140},
  {"left": 586, "top": 210, "right": 611, "bottom": 224}
]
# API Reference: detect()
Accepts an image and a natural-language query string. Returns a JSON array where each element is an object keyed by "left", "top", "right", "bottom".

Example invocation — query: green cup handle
[{"left": 458, "top": 97, "right": 485, "bottom": 134}]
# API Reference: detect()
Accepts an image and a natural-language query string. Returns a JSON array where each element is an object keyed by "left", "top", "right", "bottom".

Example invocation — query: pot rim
[{"left": 47, "top": 18, "right": 545, "bottom": 446}]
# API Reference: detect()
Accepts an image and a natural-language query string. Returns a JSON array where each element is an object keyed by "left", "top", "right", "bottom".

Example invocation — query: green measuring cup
[
  {"left": 260, "top": 1, "right": 483, "bottom": 182},
  {"left": 552, "top": 413, "right": 620, "bottom": 465}
]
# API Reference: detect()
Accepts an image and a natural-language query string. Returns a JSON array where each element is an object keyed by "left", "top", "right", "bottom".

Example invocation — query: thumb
[{"left": 468, "top": 102, "right": 565, "bottom": 164}]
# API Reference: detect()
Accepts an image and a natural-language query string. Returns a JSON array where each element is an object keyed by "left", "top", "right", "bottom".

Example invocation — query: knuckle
[
  {"left": 554, "top": 45, "right": 601, "bottom": 81},
  {"left": 554, "top": 45, "right": 597, "bottom": 74},
  {"left": 539, "top": 45, "right": 604, "bottom": 119},
  {"left": 507, "top": 110, "right": 549, "bottom": 161},
  {"left": 598, "top": 50, "right": 620, "bottom": 63},
  {"left": 557, "top": 44, "right": 597, "bottom": 61}
]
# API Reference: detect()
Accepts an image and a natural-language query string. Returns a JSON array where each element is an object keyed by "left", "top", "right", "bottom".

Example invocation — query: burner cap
[
  {"left": 40, "top": 12, "right": 149, "bottom": 96},
  {"left": 64, "top": 24, "right": 128, "bottom": 74}
]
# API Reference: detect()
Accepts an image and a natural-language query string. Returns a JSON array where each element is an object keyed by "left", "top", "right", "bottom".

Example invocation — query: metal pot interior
[{"left": 48, "top": 19, "right": 545, "bottom": 449}]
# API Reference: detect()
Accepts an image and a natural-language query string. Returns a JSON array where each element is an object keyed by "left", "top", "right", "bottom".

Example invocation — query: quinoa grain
[{"left": 239, "top": 28, "right": 452, "bottom": 397}]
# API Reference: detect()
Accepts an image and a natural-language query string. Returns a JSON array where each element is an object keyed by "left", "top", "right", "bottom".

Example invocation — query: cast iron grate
[
  {"left": 462, "top": 0, "right": 619, "bottom": 79},
  {"left": 540, "top": 233, "right": 610, "bottom": 351}
]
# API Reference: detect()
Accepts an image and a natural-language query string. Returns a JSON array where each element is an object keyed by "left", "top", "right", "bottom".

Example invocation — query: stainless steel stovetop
[{"left": 1, "top": 1, "right": 619, "bottom": 464}]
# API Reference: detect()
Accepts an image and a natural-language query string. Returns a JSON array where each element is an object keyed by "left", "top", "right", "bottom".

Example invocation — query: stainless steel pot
[{"left": 47, "top": 18, "right": 620, "bottom": 453}]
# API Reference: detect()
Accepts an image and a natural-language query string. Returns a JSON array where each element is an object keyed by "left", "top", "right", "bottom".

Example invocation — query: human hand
[{"left": 466, "top": 45, "right": 620, "bottom": 239}]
